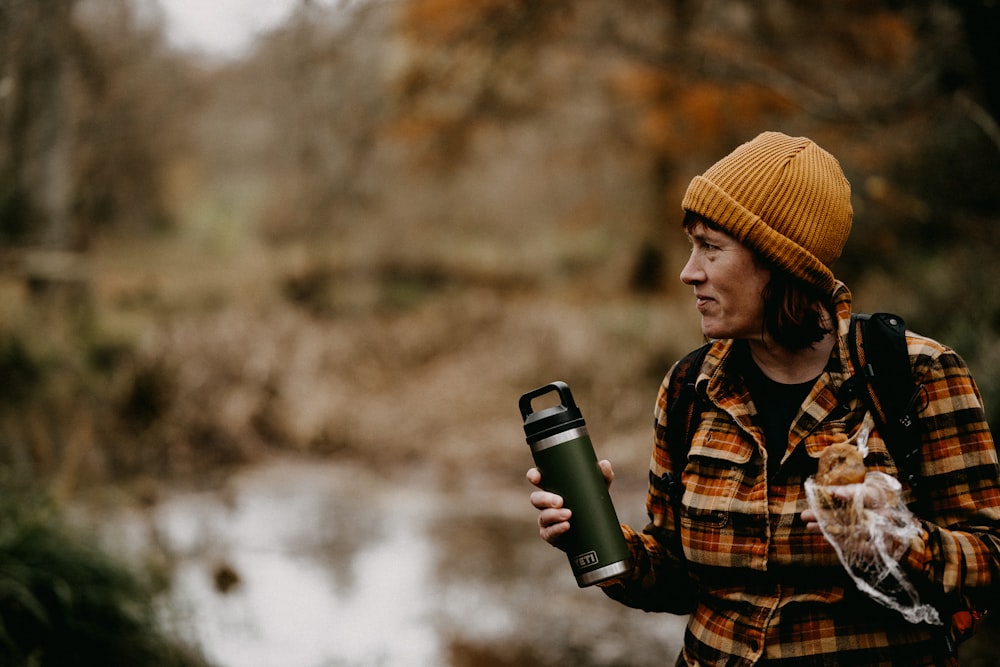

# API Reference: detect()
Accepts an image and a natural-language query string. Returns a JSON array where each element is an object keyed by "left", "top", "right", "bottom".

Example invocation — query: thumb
[{"left": 597, "top": 459, "right": 614, "bottom": 488}]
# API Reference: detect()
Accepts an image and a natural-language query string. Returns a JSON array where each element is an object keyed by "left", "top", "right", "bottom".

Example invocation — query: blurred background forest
[{"left": 3, "top": 0, "right": 1000, "bottom": 665}]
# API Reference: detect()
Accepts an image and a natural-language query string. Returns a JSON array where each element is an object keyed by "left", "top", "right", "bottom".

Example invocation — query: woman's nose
[{"left": 679, "top": 253, "right": 702, "bottom": 285}]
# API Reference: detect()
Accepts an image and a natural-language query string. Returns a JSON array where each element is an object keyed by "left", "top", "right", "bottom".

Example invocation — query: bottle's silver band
[
  {"left": 576, "top": 558, "right": 632, "bottom": 587},
  {"left": 530, "top": 426, "right": 589, "bottom": 453}
]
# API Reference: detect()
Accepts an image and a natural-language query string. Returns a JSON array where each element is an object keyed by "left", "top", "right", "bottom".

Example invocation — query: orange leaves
[
  {"left": 857, "top": 11, "right": 916, "bottom": 67},
  {"left": 610, "top": 63, "right": 793, "bottom": 159},
  {"left": 674, "top": 82, "right": 792, "bottom": 148},
  {"left": 401, "top": 0, "right": 523, "bottom": 42},
  {"left": 610, "top": 64, "right": 673, "bottom": 104}
]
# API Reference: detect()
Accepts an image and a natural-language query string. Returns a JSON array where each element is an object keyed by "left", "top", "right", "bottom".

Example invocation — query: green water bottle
[{"left": 519, "top": 381, "right": 632, "bottom": 587}]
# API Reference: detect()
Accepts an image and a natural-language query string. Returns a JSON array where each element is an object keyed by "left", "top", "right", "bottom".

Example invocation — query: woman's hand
[
  {"left": 527, "top": 460, "right": 614, "bottom": 548},
  {"left": 800, "top": 507, "right": 821, "bottom": 532},
  {"left": 802, "top": 476, "right": 918, "bottom": 564},
  {"left": 801, "top": 479, "right": 896, "bottom": 533}
]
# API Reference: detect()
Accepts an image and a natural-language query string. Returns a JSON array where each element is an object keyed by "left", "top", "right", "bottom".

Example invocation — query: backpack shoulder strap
[
  {"left": 848, "top": 313, "right": 984, "bottom": 650},
  {"left": 848, "top": 312, "right": 925, "bottom": 496},
  {"left": 661, "top": 342, "right": 711, "bottom": 503},
  {"left": 665, "top": 342, "right": 710, "bottom": 417}
]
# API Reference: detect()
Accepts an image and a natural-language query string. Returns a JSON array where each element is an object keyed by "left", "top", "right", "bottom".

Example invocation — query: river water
[
  {"left": 90, "top": 457, "right": 1000, "bottom": 666},
  {"left": 95, "top": 458, "right": 685, "bottom": 667}
]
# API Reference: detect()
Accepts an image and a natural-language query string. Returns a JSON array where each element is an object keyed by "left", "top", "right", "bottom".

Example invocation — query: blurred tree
[
  {"left": 0, "top": 0, "right": 78, "bottom": 247},
  {"left": 253, "top": 0, "right": 393, "bottom": 240},
  {"left": 0, "top": 0, "right": 182, "bottom": 254},
  {"left": 949, "top": 0, "right": 1000, "bottom": 129},
  {"left": 71, "top": 0, "right": 183, "bottom": 238}
]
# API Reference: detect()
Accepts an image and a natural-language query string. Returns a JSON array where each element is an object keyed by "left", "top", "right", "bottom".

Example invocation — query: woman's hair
[
  {"left": 760, "top": 272, "right": 835, "bottom": 350},
  {"left": 682, "top": 211, "right": 834, "bottom": 350}
]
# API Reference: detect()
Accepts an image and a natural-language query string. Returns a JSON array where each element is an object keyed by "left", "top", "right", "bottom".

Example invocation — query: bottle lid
[{"left": 519, "top": 381, "right": 585, "bottom": 445}]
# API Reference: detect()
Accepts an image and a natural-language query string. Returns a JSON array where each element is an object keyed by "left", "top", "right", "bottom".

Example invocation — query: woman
[{"left": 528, "top": 132, "right": 1000, "bottom": 665}]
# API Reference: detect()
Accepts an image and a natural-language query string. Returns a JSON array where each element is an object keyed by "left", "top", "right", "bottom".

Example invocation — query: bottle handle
[{"left": 518, "top": 381, "right": 577, "bottom": 421}]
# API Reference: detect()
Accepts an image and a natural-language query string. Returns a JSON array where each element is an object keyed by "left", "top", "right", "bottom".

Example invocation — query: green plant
[{"left": 0, "top": 474, "right": 210, "bottom": 667}]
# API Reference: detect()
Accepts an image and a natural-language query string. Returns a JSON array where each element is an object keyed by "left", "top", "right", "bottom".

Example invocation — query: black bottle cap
[{"left": 519, "top": 381, "right": 586, "bottom": 445}]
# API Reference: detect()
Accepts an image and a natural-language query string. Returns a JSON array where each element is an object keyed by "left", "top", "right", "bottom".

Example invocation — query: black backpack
[{"left": 661, "top": 312, "right": 983, "bottom": 649}]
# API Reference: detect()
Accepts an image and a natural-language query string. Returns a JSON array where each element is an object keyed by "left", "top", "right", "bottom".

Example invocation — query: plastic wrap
[{"left": 805, "top": 419, "right": 941, "bottom": 625}]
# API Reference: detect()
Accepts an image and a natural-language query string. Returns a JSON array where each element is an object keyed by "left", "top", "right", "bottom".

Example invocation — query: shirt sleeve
[
  {"left": 599, "top": 367, "right": 697, "bottom": 613},
  {"left": 902, "top": 340, "right": 1000, "bottom": 615}
]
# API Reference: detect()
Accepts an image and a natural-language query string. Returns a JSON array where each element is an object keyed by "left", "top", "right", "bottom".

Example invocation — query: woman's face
[{"left": 679, "top": 219, "right": 771, "bottom": 341}]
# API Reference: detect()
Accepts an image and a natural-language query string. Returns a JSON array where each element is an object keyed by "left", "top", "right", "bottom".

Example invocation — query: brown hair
[{"left": 760, "top": 271, "right": 834, "bottom": 350}]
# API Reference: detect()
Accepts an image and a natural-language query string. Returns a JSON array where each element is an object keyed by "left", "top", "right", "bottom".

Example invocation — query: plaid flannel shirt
[{"left": 602, "top": 283, "right": 1000, "bottom": 666}]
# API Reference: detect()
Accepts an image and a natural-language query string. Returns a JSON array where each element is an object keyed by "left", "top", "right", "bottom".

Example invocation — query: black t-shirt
[{"left": 738, "top": 343, "right": 818, "bottom": 477}]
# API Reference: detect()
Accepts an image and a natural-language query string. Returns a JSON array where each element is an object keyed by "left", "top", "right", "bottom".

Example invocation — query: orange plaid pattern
[{"left": 601, "top": 284, "right": 1000, "bottom": 665}]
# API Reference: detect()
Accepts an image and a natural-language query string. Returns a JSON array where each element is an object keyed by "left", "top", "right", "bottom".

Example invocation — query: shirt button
[{"left": 748, "top": 638, "right": 760, "bottom": 652}]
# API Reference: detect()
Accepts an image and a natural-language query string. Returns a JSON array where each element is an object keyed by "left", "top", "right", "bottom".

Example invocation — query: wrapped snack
[
  {"left": 816, "top": 441, "right": 866, "bottom": 486},
  {"left": 805, "top": 419, "right": 941, "bottom": 626}
]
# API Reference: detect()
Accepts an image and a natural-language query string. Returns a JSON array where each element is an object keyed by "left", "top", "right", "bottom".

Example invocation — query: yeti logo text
[{"left": 573, "top": 550, "right": 599, "bottom": 569}]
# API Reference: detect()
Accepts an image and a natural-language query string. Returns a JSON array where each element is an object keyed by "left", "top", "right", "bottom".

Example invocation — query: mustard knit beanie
[{"left": 681, "top": 131, "right": 853, "bottom": 294}]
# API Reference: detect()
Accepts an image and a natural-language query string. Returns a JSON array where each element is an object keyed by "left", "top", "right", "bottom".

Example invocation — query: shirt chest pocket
[
  {"left": 680, "top": 421, "right": 764, "bottom": 567},
  {"left": 680, "top": 422, "right": 754, "bottom": 527}
]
